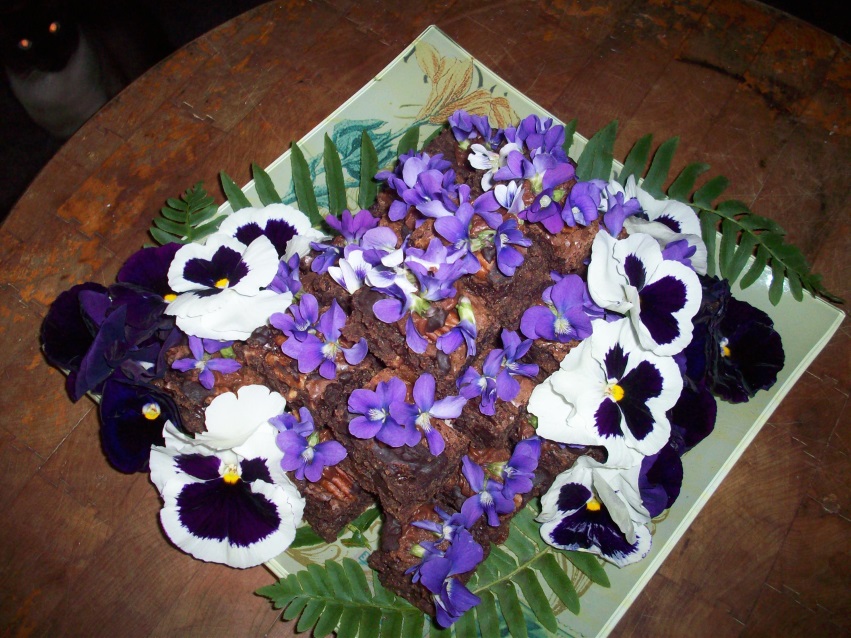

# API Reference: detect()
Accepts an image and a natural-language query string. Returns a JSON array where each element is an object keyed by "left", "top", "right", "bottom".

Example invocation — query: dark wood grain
[{"left": 1, "top": 1, "right": 848, "bottom": 636}]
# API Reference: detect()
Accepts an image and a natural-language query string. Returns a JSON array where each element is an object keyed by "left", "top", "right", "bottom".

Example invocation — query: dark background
[{"left": 1, "top": 0, "right": 848, "bottom": 222}]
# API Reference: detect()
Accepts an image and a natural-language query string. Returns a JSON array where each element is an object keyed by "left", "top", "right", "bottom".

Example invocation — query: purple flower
[
  {"left": 268, "top": 254, "right": 302, "bottom": 295},
  {"left": 513, "top": 114, "right": 567, "bottom": 159},
  {"left": 116, "top": 243, "right": 181, "bottom": 299},
  {"left": 493, "top": 218, "right": 531, "bottom": 276},
  {"left": 419, "top": 528, "right": 484, "bottom": 628},
  {"left": 522, "top": 188, "right": 568, "bottom": 234},
  {"left": 639, "top": 437, "right": 683, "bottom": 517},
  {"left": 499, "top": 436, "right": 542, "bottom": 499},
  {"left": 281, "top": 300, "right": 368, "bottom": 380},
  {"left": 412, "top": 506, "right": 470, "bottom": 543},
  {"left": 309, "top": 241, "right": 341, "bottom": 274},
  {"left": 348, "top": 377, "right": 419, "bottom": 447},
  {"left": 520, "top": 274, "right": 594, "bottom": 343},
  {"left": 431, "top": 576, "right": 482, "bottom": 629},
  {"left": 391, "top": 373, "right": 466, "bottom": 456},
  {"left": 460, "top": 456, "right": 516, "bottom": 527},
  {"left": 437, "top": 297, "right": 478, "bottom": 358},
  {"left": 457, "top": 350, "right": 505, "bottom": 415},
  {"left": 567, "top": 180, "right": 606, "bottom": 226},
  {"left": 274, "top": 407, "right": 347, "bottom": 482},
  {"left": 603, "top": 189, "right": 641, "bottom": 236},
  {"left": 324, "top": 209, "right": 379, "bottom": 244},
  {"left": 172, "top": 335, "right": 242, "bottom": 390},
  {"left": 448, "top": 109, "right": 493, "bottom": 145},
  {"left": 270, "top": 293, "right": 320, "bottom": 340},
  {"left": 499, "top": 328, "right": 539, "bottom": 381}
]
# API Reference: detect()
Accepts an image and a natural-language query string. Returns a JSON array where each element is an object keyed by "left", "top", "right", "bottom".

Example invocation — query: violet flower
[
  {"left": 497, "top": 329, "right": 539, "bottom": 399},
  {"left": 493, "top": 218, "right": 531, "bottom": 276},
  {"left": 268, "top": 254, "right": 302, "bottom": 295},
  {"left": 270, "top": 293, "right": 320, "bottom": 341},
  {"left": 457, "top": 349, "right": 506, "bottom": 416},
  {"left": 602, "top": 183, "right": 641, "bottom": 236},
  {"left": 448, "top": 109, "right": 493, "bottom": 145},
  {"left": 419, "top": 528, "right": 484, "bottom": 628},
  {"left": 172, "top": 335, "right": 242, "bottom": 390},
  {"left": 567, "top": 179, "right": 606, "bottom": 226},
  {"left": 498, "top": 436, "right": 542, "bottom": 499},
  {"left": 412, "top": 506, "right": 470, "bottom": 543},
  {"left": 520, "top": 273, "right": 594, "bottom": 343},
  {"left": 348, "top": 377, "right": 419, "bottom": 448},
  {"left": 280, "top": 300, "right": 367, "bottom": 380},
  {"left": 391, "top": 373, "right": 467, "bottom": 455},
  {"left": 436, "top": 296, "right": 478, "bottom": 358},
  {"left": 513, "top": 114, "right": 567, "bottom": 159},
  {"left": 459, "top": 456, "right": 515, "bottom": 527},
  {"left": 522, "top": 188, "right": 568, "bottom": 234},
  {"left": 273, "top": 407, "right": 347, "bottom": 482},
  {"left": 324, "top": 209, "right": 379, "bottom": 244}
]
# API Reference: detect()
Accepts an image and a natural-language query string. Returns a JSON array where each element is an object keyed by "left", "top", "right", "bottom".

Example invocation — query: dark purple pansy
[
  {"left": 40, "top": 282, "right": 107, "bottom": 378},
  {"left": 181, "top": 245, "right": 250, "bottom": 296},
  {"left": 116, "top": 243, "right": 181, "bottom": 298},
  {"left": 99, "top": 376, "right": 176, "bottom": 473},
  {"left": 668, "top": 381, "right": 716, "bottom": 450},
  {"left": 638, "top": 437, "right": 684, "bottom": 517}
]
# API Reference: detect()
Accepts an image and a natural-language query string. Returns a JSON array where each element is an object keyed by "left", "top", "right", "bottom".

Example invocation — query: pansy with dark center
[
  {"left": 272, "top": 407, "right": 347, "bottom": 482},
  {"left": 530, "top": 318, "right": 682, "bottom": 466},
  {"left": 116, "top": 243, "right": 181, "bottom": 299},
  {"left": 217, "top": 203, "right": 325, "bottom": 261},
  {"left": 280, "top": 299, "right": 367, "bottom": 380},
  {"left": 390, "top": 373, "right": 466, "bottom": 456}
]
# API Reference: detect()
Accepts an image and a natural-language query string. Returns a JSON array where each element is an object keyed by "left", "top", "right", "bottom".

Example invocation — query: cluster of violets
[
  {"left": 39, "top": 107, "right": 787, "bottom": 626},
  {"left": 406, "top": 438, "right": 542, "bottom": 627}
]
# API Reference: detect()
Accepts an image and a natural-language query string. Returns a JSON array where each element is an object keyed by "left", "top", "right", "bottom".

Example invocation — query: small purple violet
[
  {"left": 390, "top": 373, "right": 466, "bottom": 456},
  {"left": 459, "top": 456, "right": 515, "bottom": 527},
  {"left": 520, "top": 274, "right": 594, "bottom": 343},
  {"left": 348, "top": 377, "right": 419, "bottom": 448},
  {"left": 436, "top": 296, "right": 478, "bottom": 358},
  {"left": 171, "top": 335, "right": 241, "bottom": 390},
  {"left": 493, "top": 218, "right": 531, "bottom": 276},
  {"left": 272, "top": 407, "right": 347, "bottom": 482}
]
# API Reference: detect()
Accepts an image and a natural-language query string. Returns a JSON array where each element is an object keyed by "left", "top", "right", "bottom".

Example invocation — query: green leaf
[
  {"left": 453, "top": 608, "right": 477, "bottom": 637},
  {"left": 397, "top": 126, "right": 420, "bottom": 156},
  {"left": 297, "top": 570, "right": 320, "bottom": 596},
  {"left": 308, "top": 563, "right": 335, "bottom": 595},
  {"left": 693, "top": 175, "right": 729, "bottom": 209},
  {"left": 787, "top": 269, "right": 804, "bottom": 301},
  {"left": 379, "top": 611, "right": 403, "bottom": 638},
  {"left": 296, "top": 599, "right": 325, "bottom": 633},
  {"left": 358, "top": 130, "right": 379, "bottom": 210},
  {"left": 769, "top": 259, "right": 786, "bottom": 305},
  {"left": 725, "top": 232, "right": 759, "bottom": 284},
  {"left": 562, "top": 118, "right": 578, "bottom": 157},
  {"left": 220, "top": 171, "right": 252, "bottom": 211},
  {"left": 324, "top": 134, "right": 347, "bottom": 216},
  {"left": 476, "top": 590, "right": 500, "bottom": 638},
  {"left": 343, "top": 558, "right": 371, "bottom": 603},
  {"left": 148, "top": 182, "right": 220, "bottom": 245},
  {"left": 494, "top": 582, "right": 527, "bottom": 638},
  {"left": 667, "top": 162, "right": 710, "bottom": 201},
  {"left": 699, "top": 210, "right": 720, "bottom": 278},
  {"left": 515, "top": 568, "right": 558, "bottom": 632},
  {"left": 576, "top": 119, "right": 617, "bottom": 181},
  {"left": 618, "top": 133, "right": 652, "bottom": 186},
  {"left": 326, "top": 560, "right": 354, "bottom": 601},
  {"left": 290, "top": 142, "right": 322, "bottom": 226},
  {"left": 641, "top": 136, "right": 679, "bottom": 198},
  {"left": 251, "top": 163, "right": 282, "bottom": 206},
  {"left": 428, "top": 621, "right": 452, "bottom": 638},
  {"left": 564, "top": 551, "right": 610, "bottom": 587},
  {"left": 400, "top": 611, "right": 425, "bottom": 638},
  {"left": 504, "top": 527, "right": 536, "bottom": 563},
  {"left": 152, "top": 216, "right": 188, "bottom": 236},
  {"left": 739, "top": 245, "right": 770, "bottom": 289},
  {"left": 349, "top": 506, "right": 380, "bottom": 532},
  {"left": 313, "top": 602, "right": 343, "bottom": 638},
  {"left": 336, "top": 607, "right": 362, "bottom": 638},
  {"left": 290, "top": 524, "right": 325, "bottom": 549},
  {"left": 361, "top": 607, "right": 383, "bottom": 638},
  {"left": 534, "top": 553, "right": 580, "bottom": 614},
  {"left": 282, "top": 595, "right": 310, "bottom": 621},
  {"left": 718, "top": 218, "right": 739, "bottom": 279}
]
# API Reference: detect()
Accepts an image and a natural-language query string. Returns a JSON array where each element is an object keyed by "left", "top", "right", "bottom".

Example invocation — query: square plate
[{"left": 254, "top": 25, "right": 845, "bottom": 638}]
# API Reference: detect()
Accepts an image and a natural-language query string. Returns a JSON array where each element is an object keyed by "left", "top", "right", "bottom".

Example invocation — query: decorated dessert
[{"left": 40, "top": 103, "right": 835, "bottom": 634}]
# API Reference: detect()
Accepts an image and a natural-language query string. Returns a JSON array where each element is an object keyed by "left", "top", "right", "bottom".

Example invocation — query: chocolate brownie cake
[{"left": 155, "top": 116, "right": 605, "bottom": 616}]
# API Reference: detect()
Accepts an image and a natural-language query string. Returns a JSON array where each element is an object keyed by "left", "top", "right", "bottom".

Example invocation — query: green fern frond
[
  {"left": 324, "top": 133, "right": 348, "bottom": 216},
  {"left": 252, "top": 163, "right": 283, "bottom": 206},
  {"left": 148, "top": 182, "right": 220, "bottom": 245},
  {"left": 257, "top": 557, "right": 426, "bottom": 638}
]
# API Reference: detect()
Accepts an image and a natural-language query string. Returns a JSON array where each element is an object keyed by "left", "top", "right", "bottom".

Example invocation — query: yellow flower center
[
  {"left": 607, "top": 383, "right": 625, "bottom": 402},
  {"left": 586, "top": 498, "right": 602, "bottom": 512},
  {"left": 141, "top": 402, "right": 161, "bottom": 420},
  {"left": 720, "top": 337, "right": 731, "bottom": 358},
  {"left": 164, "top": 293, "right": 177, "bottom": 302},
  {"left": 222, "top": 464, "right": 240, "bottom": 485},
  {"left": 214, "top": 278, "right": 229, "bottom": 289}
]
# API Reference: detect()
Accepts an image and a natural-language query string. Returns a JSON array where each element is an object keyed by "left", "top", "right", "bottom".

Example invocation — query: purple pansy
[
  {"left": 520, "top": 273, "right": 594, "bottom": 343},
  {"left": 116, "top": 243, "right": 181, "bottom": 298},
  {"left": 172, "top": 335, "right": 242, "bottom": 390},
  {"left": 460, "top": 456, "right": 516, "bottom": 527},
  {"left": 273, "top": 407, "right": 347, "bottom": 482},
  {"left": 348, "top": 377, "right": 419, "bottom": 448},
  {"left": 391, "top": 373, "right": 466, "bottom": 455},
  {"left": 638, "top": 437, "right": 684, "bottom": 518},
  {"left": 280, "top": 300, "right": 367, "bottom": 380}
]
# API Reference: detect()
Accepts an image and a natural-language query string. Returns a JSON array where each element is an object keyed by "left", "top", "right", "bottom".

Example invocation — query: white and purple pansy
[
  {"left": 166, "top": 233, "right": 291, "bottom": 340},
  {"left": 588, "top": 231, "right": 701, "bottom": 356},
  {"left": 529, "top": 318, "right": 682, "bottom": 466},
  {"left": 537, "top": 456, "right": 651, "bottom": 567},
  {"left": 149, "top": 385, "right": 305, "bottom": 568},
  {"left": 217, "top": 203, "right": 327, "bottom": 261}
]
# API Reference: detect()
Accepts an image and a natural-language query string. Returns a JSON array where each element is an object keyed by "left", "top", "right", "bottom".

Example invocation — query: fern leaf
[
  {"left": 534, "top": 553, "right": 580, "bottom": 614},
  {"left": 358, "top": 130, "right": 379, "bottom": 209},
  {"left": 361, "top": 607, "right": 382, "bottom": 637},
  {"left": 618, "top": 133, "right": 653, "bottom": 186},
  {"left": 503, "top": 525, "right": 536, "bottom": 563},
  {"left": 693, "top": 175, "right": 729, "bottom": 209},
  {"left": 296, "top": 599, "right": 325, "bottom": 633},
  {"left": 576, "top": 119, "right": 617, "bottom": 181},
  {"left": 769, "top": 259, "right": 786, "bottom": 305},
  {"left": 718, "top": 218, "right": 739, "bottom": 279},
  {"left": 220, "top": 171, "right": 252, "bottom": 211},
  {"left": 291, "top": 524, "right": 324, "bottom": 549},
  {"left": 152, "top": 216, "right": 188, "bottom": 236},
  {"left": 282, "top": 596, "right": 310, "bottom": 622},
  {"left": 297, "top": 569, "right": 321, "bottom": 596},
  {"left": 324, "top": 134, "right": 347, "bottom": 216},
  {"left": 428, "top": 622, "right": 452, "bottom": 638},
  {"left": 148, "top": 182, "right": 220, "bottom": 245},
  {"left": 251, "top": 163, "right": 282, "bottom": 206},
  {"left": 290, "top": 142, "right": 322, "bottom": 226},
  {"left": 325, "top": 560, "right": 354, "bottom": 600},
  {"left": 726, "top": 232, "right": 759, "bottom": 284},
  {"left": 667, "top": 162, "right": 710, "bottom": 201},
  {"left": 379, "top": 611, "right": 403, "bottom": 638},
  {"left": 564, "top": 551, "right": 610, "bottom": 587},
  {"left": 400, "top": 611, "right": 424, "bottom": 638},
  {"left": 336, "top": 607, "right": 362, "bottom": 638},
  {"left": 476, "top": 590, "right": 501, "bottom": 638},
  {"left": 494, "top": 581, "right": 527, "bottom": 638},
  {"left": 515, "top": 568, "right": 558, "bottom": 632},
  {"left": 562, "top": 118, "right": 578, "bottom": 157},
  {"left": 699, "top": 209, "right": 720, "bottom": 278},
  {"left": 453, "top": 607, "right": 477, "bottom": 636},
  {"left": 343, "top": 557, "right": 371, "bottom": 603},
  {"left": 397, "top": 126, "right": 420, "bottom": 156},
  {"left": 641, "top": 136, "right": 679, "bottom": 197},
  {"left": 740, "top": 245, "right": 770, "bottom": 289},
  {"left": 787, "top": 269, "right": 804, "bottom": 301},
  {"left": 308, "top": 563, "right": 335, "bottom": 595},
  {"left": 314, "top": 603, "right": 343, "bottom": 638}
]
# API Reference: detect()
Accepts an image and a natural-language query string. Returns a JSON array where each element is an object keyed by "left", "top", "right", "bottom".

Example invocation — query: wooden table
[{"left": 1, "top": 1, "right": 848, "bottom": 635}]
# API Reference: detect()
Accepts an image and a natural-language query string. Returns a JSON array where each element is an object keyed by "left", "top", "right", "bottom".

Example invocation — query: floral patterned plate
[{"left": 252, "top": 26, "right": 845, "bottom": 638}]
